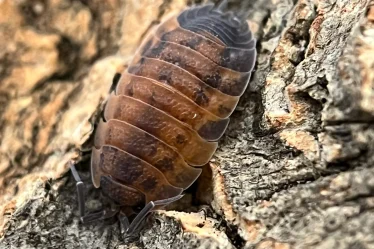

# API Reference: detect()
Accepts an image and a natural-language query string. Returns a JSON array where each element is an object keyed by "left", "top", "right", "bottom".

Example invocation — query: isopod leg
[
  {"left": 125, "top": 194, "right": 184, "bottom": 235},
  {"left": 120, "top": 215, "right": 130, "bottom": 233},
  {"left": 81, "top": 208, "right": 119, "bottom": 224},
  {"left": 70, "top": 161, "right": 119, "bottom": 223},
  {"left": 70, "top": 161, "right": 86, "bottom": 217}
]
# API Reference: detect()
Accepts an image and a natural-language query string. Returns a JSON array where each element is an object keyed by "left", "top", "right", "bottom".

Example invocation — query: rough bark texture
[{"left": 0, "top": 0, "right": 373, "bottom": 248}]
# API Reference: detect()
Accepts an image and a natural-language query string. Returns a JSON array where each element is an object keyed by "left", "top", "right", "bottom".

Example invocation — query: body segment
[{"left": 91, "top": 3, "right": 256, "bottom": 215}]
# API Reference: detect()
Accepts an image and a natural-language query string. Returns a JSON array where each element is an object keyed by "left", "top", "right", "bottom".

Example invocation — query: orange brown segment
[
  {"left": 153, "top": 17, "right": 256, "bottom": 73},
  {"left": 139, "top": 37, "right": 251, "bottom": 96},
  {"left": 116, "top": 73, "right": 237, "bottom": 119},
  {"left": 94, "top": 119, "right": 202, "bottom": 189},
  {"left": 115, "top": 73, "right": 231, "bottom": 140},
  {"left": 93, "top": 146, "right": 183, "bottom": 202},
  {"left": 104, "top": 94, "right": 218, "bottom": 165},
  {"left": 127, "top": 57, "right": 239, "bottom": 120},
  {"left": 98, "top": 175, "right": 146, "bottom": 207}
]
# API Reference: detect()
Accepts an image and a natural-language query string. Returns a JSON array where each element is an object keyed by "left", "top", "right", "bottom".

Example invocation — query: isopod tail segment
[{"left": 69, "top": 161, "right": 183, "bottom": 236}]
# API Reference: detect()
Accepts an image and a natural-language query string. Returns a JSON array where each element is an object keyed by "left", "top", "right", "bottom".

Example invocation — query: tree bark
[{"left": 1, "top": 0, "right": 373, "bottom": 248}]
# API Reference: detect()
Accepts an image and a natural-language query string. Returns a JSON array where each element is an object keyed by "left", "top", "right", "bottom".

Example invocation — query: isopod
[{"left": 70, "top": 1, "right": 256, "bottom": 235}]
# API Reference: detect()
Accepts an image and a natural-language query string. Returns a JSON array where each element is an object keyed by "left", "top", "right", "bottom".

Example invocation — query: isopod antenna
[{"left": 216, "top": 0, "right": 228, "bottom": 12}]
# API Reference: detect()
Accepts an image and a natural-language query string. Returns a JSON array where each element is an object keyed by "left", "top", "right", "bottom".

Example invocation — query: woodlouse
[{"left": 70, "top": 2, "right": 256, "bottom": 235}]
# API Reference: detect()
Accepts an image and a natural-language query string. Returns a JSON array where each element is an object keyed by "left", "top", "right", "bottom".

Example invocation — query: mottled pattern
[
  {"left": 141, "top": 39, "right": 251, "bottom": 95},
  {"left": 94, "top": 120, "right": 198, "bottom": 191},
  {"left": 100, "top": 175, "right": 146, "bottom": 208},
  {"left": 128, "top": 56, "right": 239, "bottom": 118},
  {"left": 157, "top": 17, "right": 256, "bottom": 72},
  {"left": 91, "top": 3, "right": 255, "bottom": 210},
  {"left": 116, "top": 73, "right": 231, "bottom": 138},
  {"left": 98, "top": 146, "right": 182, "bottom": 201},
  {"left": 104, "top": 94, "right": 217, "bottom": 165}
]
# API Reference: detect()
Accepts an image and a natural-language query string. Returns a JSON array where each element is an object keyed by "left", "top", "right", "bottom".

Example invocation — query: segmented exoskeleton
[{"left": 70, "top": 1, "right": 256, "bottom": 236}]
